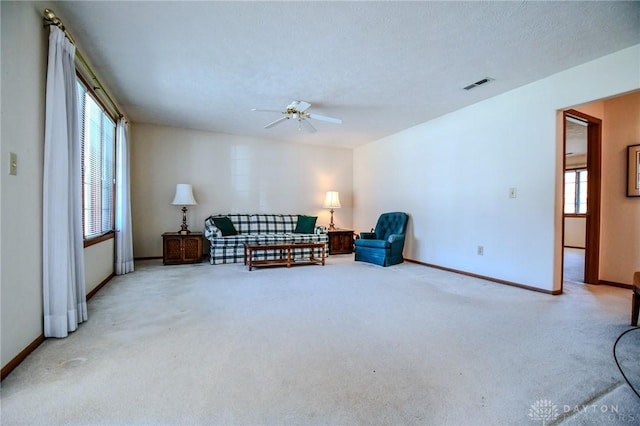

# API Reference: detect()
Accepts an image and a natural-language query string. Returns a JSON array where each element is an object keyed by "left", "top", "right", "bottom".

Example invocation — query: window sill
[{"left": 84, "top": 231, "right": 114, "bottom": 248}]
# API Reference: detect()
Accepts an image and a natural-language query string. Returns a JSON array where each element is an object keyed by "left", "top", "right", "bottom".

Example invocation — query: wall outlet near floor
[
  {"left": 477, "top": 245, "right": 484, "bottom": 256},
  {"left": 8, "top": 152, "right": 17, "bottom": 175}
]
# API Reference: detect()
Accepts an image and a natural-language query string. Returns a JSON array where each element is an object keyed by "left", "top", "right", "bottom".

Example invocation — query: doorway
[{"left": 562, "top": 110, "right": 602, "bottom": 290}]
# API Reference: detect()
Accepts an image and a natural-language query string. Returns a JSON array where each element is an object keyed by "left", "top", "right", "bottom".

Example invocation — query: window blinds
[{"left": 77, "top": 80, "right": 116, "bottom": 239}]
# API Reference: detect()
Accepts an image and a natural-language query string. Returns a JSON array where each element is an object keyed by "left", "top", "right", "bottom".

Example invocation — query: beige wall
[
  {"left": 1, "top": 1, "right": 47, "bottom": 369},
  {"left": 85, "top": 240, "right": 115, "bottom": 294},
  {"left": 130, "top": 123, "right": 353, "bottom": 258},
  {"left": 600, "top": 91, "right": 640, "bottom": 284},
  {"left": 564, "top": 217, "right": 586, "bottom": 248},
  {"left": 570, "top": 92, "right": 640, "bottom": 284},
  {"left": 1, "top": 1, "right": 114, "bottom": 369}
]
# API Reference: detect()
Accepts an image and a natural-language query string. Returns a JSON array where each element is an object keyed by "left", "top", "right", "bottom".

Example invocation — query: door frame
[{"left": 562, "top": 109, "right": 602, "bottom": 289}]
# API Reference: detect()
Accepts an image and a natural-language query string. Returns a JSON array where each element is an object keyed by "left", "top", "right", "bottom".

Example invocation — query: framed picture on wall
[{"left": 628, "top": 144, "right": 640, "bottom": 197}]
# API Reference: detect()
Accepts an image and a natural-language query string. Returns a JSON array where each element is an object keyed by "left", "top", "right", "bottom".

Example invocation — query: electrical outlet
[
  {"left": 509, "top": 187, "right": 517, "bottom": 198},
  {"left": 8, "top": 152, "right": 17, "bottom": 176},
  {"left": 477, "top": 245, "right": 484, "bottom": 256}
]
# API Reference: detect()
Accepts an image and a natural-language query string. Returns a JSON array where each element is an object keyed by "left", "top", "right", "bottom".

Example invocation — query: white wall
[
  {"left": 1, "top": 1, "right": 115, "bottom": 370},
  {"left": 354, "top": 45, "right": 640, "bottom": 292},
  {"left": 130, "top": 124, "right": 353, "bottom": 257}
]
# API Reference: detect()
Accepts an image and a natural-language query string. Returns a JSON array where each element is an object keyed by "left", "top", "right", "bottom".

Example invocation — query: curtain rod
[{"left": 43, "top": 8, "right": 125, "bottom": 121}]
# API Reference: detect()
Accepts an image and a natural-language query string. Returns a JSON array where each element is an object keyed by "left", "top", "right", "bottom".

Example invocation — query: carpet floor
[
  {"left": 563, "top": 248, "right": 585, "bottom": 284},
  {"left": 1, "top": 256, "right": 638, "bottom": 425}
]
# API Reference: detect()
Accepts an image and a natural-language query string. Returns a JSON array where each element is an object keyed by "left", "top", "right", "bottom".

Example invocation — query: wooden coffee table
[{"left": 243, "top": 242, "right": 326, "bottom": 271}]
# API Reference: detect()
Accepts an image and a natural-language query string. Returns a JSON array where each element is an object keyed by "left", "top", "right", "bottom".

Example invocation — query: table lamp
[
  {"left": 323, "top": 191, "right": 341, "bottom": 230},
  {"left": 172, "top": 184, "right": 197, "bottom": 234}
]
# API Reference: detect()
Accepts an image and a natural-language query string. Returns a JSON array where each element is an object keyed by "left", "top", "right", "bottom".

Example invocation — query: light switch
[
  {"left": 9, "top": 152, "right": 17, "bottom": 176},
  {"left": 509, "top": 187, "right": 517, "bottom": 199}
]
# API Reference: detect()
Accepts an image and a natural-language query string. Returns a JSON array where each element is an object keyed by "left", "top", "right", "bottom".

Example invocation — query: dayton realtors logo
[
  {"left": 529, "top": 400, "right": 559, "bottom": 425},
  {"left": 529, "top": 399, "right": 635, "bottom": 424}
]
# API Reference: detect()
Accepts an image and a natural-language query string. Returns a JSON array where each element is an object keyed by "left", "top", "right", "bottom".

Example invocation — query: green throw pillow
[
  {"left": 294, "top": 215, "right": 317, "bottom": 234},
  {"left": 213, "top": 216, "right": 238, "bottom": 236}
]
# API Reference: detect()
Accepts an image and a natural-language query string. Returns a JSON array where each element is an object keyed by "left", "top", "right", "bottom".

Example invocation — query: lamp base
[
  {"left": 179, "top": 206, "right": 191, "bottom": 234},
  {"left": 328, "top": 208, "right": 336, "bottom": 230}
]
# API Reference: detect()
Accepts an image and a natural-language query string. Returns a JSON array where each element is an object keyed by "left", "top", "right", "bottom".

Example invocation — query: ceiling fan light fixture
[{"left": 253, "top": 100, "right": 340, "bottom": 133}]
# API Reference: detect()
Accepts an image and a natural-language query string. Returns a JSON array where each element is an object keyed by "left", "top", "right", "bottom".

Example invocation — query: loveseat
[{"left": 204, "top": 214, "right": 328, "bottom": 265}]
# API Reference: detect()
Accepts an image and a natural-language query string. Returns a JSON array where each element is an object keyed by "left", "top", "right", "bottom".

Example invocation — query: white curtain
[
  {"left": 43, "top": 26, "right": 87, "bottom": 338},
  {"left": 115, "top": 118, "right": 135, "bottom": 275}
]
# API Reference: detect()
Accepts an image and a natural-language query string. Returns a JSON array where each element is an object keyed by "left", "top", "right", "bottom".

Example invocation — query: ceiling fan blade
[
  {"left": 308, "top": 113, "right": 342, "bottom": 124},
  {"left": 301, "top": 119, "right": 317, "bottom": 133},
  {"left": 252, "top": 108, "right": 283, "bottom": 113},
  {"left": 264, "top": 116, "right": 289, "bottom": 129},
  {"left": 296, "top": 101, "right": 311, "bottom": 112}
]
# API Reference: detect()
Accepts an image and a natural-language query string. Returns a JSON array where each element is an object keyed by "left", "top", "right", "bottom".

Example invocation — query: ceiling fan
[{"left": 252, "top": 100, "right": 342, "bottom": 133}]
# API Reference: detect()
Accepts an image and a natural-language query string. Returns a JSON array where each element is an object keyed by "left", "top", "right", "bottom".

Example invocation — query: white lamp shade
[
  {"left": 323, "top": 191, "right": 341, "bottom": 209},
  {"left": 172, "top": 184, "right": 197, "bottom": 206}
]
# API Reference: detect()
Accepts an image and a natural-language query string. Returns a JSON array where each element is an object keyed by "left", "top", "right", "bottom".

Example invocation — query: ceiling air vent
[{"left": 463, "top": 77, "right": 494, "bottom": 91}]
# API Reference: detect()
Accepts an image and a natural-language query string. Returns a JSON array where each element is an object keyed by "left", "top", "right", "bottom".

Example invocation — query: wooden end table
[
  {"left": 162, "top": 232, "right": 203, "bottom": 265},
  {"left": 327, "top": 229, "right": 354, "bottom": 254}
]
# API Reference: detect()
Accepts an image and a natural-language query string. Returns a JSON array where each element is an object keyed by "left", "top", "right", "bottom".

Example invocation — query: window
[
  {"left": 564, "top": 168, "right": 588, "bottom": 214},
  {"left": 77, "top": 78, "right": 116, "bottom": 240}
]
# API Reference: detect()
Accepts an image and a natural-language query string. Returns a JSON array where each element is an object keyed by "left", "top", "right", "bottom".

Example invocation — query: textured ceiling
[
  {"left": 49, "top": 1, "right": 640, "bottom": 148},
  {"left": 565, "top": 119, "right": 587, "bottom": 160}
]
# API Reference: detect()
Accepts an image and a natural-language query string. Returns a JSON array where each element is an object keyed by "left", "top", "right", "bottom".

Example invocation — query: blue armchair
[{"left": 354, "top": 212, "right": 409, "bottom": 266}]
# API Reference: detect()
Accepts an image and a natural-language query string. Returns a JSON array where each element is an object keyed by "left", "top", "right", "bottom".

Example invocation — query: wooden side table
[
  {"left": 162, "top": 232, "right": 203, "bottom": 265},
  {"left": 327, "top": 229, "right": 354, "bottom": 254}
]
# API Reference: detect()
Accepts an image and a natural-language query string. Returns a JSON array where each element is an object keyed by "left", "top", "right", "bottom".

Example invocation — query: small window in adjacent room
[
  {"left": 564, "top": 168, "right": 588, "bottom": 214},
  {"left": 77, "top": 78, "right": 116, "bottom": 240}
]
